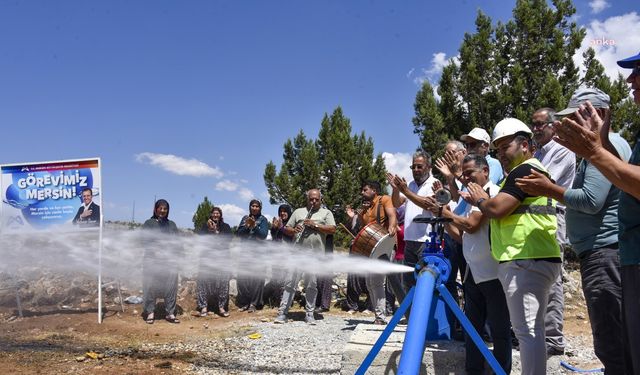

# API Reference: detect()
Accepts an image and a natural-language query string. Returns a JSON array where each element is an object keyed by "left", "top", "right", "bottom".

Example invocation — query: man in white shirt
[{"left": 387, "top": 150, "right": 438, "bottom": 293}]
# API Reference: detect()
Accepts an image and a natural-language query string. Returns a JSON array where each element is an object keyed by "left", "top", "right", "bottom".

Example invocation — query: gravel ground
[
  {"left": 125, "top": 310, "right": 602, "bottom": 375},
  {"left": 135, "top": 314, "right": 356, "bottom": 375}
]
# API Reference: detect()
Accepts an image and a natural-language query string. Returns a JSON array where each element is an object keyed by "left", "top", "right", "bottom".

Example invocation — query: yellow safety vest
[{"left": 491, "top": 158, "right": 561, "bottom": 262}]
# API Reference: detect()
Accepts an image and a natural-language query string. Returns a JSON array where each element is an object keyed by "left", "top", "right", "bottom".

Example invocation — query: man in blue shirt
[{"left": 461, "top": 127, "right": 504, "bottom": 184}]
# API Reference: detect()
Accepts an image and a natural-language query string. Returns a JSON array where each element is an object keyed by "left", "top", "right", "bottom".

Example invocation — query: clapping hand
[
  {"left": 467, "top": 182, "right": 489, "bottom": 205},
  {"left": 245, "top": 216, "right": 256, "bottom": 228},
  {"left": 553, "top": 101, "right": 611, "bottom": 159}
]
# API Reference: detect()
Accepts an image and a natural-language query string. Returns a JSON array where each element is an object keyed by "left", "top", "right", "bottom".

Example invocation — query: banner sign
[{"left": 1, "top": 158, "right": 102, "bottom": 232}]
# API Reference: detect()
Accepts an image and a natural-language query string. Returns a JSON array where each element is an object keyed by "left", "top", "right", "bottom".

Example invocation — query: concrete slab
[
  {"left": 341, "top": 323, "right": 572, "bottom": 374},
  {"left": 341, "top": 323, "right": 466, "bottom": 374}
]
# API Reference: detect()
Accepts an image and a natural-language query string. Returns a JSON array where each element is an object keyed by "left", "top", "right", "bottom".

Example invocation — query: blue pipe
[
  {"left": 397, "top": 266, "right": 438, "bottom": 374},
  {"left": 560, "top": 361, "right": 604, "bottom": 373},
  {"left": 355, "top": 287, "right": 415, "bottom": 375}
]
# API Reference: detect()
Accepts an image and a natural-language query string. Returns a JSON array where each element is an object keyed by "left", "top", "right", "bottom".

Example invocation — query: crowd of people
[{"left": 137, "top": 51, "right": 640, "bottom": 375}]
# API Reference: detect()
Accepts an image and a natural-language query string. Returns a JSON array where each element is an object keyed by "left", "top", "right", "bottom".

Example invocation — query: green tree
[
  {"left": 431, "top": 0, "right": 585, "bottom": 139},
  {"left": 615, "top": 97, "right": 640, "bottom": 142},
  {"left": 192, "top": 196, "right": 214, "bottom": 233},
  {"left": 413, "top": 81, "right": 449, "bottom": 157},
  {"left": 581, "top": 47, "right": 611, "bottom": 91},
  {"left": 264, "top": 130, "right": 321, "bottom": 209}
]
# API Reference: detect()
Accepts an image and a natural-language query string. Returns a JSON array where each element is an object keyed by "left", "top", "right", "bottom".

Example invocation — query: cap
[
  {"left": 460, "top": 128, "right": 491, "bottom": 144},
  {"left": 617, "top": 51, "right": 640, "bottom": 69},
  {"left": 556, "top": 87, "right": 610, "bottom": 116}
]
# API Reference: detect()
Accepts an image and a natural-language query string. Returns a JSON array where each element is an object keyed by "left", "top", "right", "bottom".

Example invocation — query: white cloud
[
  {"left": 382, "top": 152, "right": 414, "bottom": 183},
  {"left": 215, "top": 179, "right": 239, "bottom": 191},
  {"left": 135, "top": 152, "right": 223, "bottom": 177},
  {"left": 406, "top": 67, "right": 415, "bottom": 78},
  {"left": 411, "top": 52, "right": 459, "bottom": 87},
  {"left": 589, "top": 0, "right": 609, "bottom": 14},
  {"left": 217, "top": 203, "right": 246, "bottom": 226},
  {"left": 239, "top": 188, "right": 254, "bottom": 201},
  {"left": 574, "top": 12, "right": 640, "bottom": 82}
]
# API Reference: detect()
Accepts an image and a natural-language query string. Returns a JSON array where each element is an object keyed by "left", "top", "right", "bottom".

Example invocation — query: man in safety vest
[{"left": 468, "top": 118, "right": 561, "bottom": 375}]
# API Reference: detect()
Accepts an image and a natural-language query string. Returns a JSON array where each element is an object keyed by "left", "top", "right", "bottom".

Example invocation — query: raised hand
[
  {"left": 435, "top": 158, "right": 453, "bottom": 179},
  {"left": 245, "top": 216, "right": 256, "bottom": 228},
  {"left": 432, "top": 179, "right": 444, "bottom": 194},
  {"left": 467, "top": 182, "right": 489, "bottom": 205},
  {"left": 553, "top": 101, "right": 607, "bottom": 159},
  {"left": 386, "top": 172, "right": 398, "bottom": 189},
  {"left": 443, "top": 149, "right": 461, "bottom": 174}
]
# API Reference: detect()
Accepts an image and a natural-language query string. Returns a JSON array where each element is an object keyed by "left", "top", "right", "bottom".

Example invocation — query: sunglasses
[
  {"left": 531, "top": 121, "right": 553, "bottom": 129},
  {"left": 410, "top": 164, "right": 426, "bottom": 170}
]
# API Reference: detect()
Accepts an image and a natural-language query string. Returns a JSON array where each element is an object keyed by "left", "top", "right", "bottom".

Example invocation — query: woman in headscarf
[
  {"left": 142, "top": 199, "right": 180, "bottom": 324},
  {"left": 270, "top": 204, "right": 293, "bottom": 242},
  {"left": 235, "top": 199, "right": 269, "bottom": 313},
  {"left": 196, "top": 206, "right": 233, "bottom": 317},
  {"left": 266, "top": 204, "right": 294, "bottom": 307}
]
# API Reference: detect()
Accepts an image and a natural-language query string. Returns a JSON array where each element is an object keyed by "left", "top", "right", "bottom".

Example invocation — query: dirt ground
[
  {"left": 0, "top": 302, "right": 280, "bottom": 375},
  {"left": 0, "top": 294, "right": 599, "bottom": 375}
]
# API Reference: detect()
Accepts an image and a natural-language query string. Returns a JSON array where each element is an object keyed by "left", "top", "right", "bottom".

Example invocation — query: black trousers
[{"left": 464, "top": 272, "right": 512, "bottom": 375}]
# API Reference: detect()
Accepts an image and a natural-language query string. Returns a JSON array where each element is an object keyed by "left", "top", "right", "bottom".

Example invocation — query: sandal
[
  {"left": 219, "top": 308, "right": 230, "bottom": 317},
  {"left": 145, "top": 313, "right": 155, "bottom": 324},
  {"left": 165, "top": 315, "right": 180, "bottom": 324},
  {"left": 199, "top": 308, "right": 208, "bottom": 317}
]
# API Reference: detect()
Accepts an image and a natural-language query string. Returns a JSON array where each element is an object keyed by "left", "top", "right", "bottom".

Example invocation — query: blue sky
[{"left": 1, "top": 0, "right": 638, "bottom": 228}]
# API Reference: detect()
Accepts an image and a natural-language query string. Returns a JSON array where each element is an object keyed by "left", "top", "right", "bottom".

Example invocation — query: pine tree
[
  {"left": 192, "top": 196, "right": 214, "bottom": 232},
  {"left": 428, "top": 0, "right": 585, "bottom": 141},
  {"left": 264, "top": 130, "right": 321, "bottom": 208},
  {"left": 582, "top": 47, "right": 611, "bottom": 92},
  {"left": 412, "top": 81, "right": 448, "bottom": 157}
]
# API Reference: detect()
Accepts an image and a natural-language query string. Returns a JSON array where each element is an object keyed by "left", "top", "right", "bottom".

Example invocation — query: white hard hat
[{"left": 491, "top": 118, "right": 532, "bottom": 147}]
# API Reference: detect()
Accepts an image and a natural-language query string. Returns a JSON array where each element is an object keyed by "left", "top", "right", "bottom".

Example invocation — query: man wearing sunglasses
[
  {"left": 387, "top": 150, "right": 438, "bottom": 294},
  {"left": 461, "top": 127, "right": 503, "bottom": 184},
  {"left": 553, "top": 50, "right": 640, "bottom": 375}
]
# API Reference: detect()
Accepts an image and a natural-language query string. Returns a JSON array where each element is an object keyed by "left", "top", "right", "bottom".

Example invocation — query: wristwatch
[{"left": 476, "top": 198, "right": 487, "bottom": 206}]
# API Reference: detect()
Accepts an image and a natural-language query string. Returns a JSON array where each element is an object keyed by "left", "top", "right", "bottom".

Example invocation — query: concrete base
[
  {"left": 341, "top": 323, "right": 574, "bottom": 374},
  {"left": 341, "top": 323, "right": 466, "bottom": 374}
]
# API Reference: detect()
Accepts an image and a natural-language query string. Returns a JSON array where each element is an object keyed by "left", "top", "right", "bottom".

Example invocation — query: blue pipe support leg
[
  {"left": 355, "top": 287, "right": 416, "bottom": 375},
  {"left": 397, "top": 265, "right": 438, "bottom": 375},
  {"left": 436, "top": 283, "right": 507, "bottom": 375}
]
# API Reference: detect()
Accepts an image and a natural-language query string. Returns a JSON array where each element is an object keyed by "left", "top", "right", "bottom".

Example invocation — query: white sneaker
[{"left": 305, "top": 314, "right": 316, "bottom": 325}]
